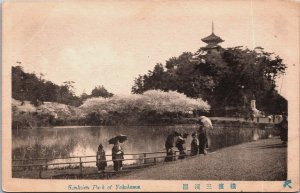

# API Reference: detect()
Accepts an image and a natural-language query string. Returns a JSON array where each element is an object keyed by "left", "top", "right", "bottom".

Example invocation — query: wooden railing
[{"left": 12, "top": 149, "right": 192, "bottom": 179}]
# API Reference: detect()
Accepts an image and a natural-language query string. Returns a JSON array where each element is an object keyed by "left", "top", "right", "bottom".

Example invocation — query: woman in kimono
[
  {"left": 164, "top": 131, "right": 180, "bottom": 162},
  {"left": 190, "top": 132, "right": 199, "bottom": 156},
  {"left": 198, "top": 122, "right": 208, "bottom": 155},
  {"left": 96, "top": 144, "right": 107, "bottom": 173},
  {"left": 112, "top": 140, "right": 124, "bottom": 171},
  {"left": 176, "top": 133, "right": 188, "bottom": 159}
]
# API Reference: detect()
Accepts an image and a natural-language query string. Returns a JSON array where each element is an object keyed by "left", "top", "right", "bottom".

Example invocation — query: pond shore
[
  {"left": 115, "top": 137, "right": 287, "bottom": 180},
  {"left": 16, "top": 116, "right": 279, "bottom": 130},
  {"left": 13, "top": 137, "right": 286, "bottom": 180}
]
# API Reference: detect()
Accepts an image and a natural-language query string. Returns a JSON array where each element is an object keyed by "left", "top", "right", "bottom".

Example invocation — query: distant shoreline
[
  {"left": 14, "top": 118, "right": 278, "bottom": 130},
  {"left": 19, "top": 123, "right": 197, "bottom": 130}
]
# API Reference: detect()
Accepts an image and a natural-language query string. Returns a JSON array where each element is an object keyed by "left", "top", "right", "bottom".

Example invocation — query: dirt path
[{"left": 115, "top": 137, "right": 287, "bottom": 181}]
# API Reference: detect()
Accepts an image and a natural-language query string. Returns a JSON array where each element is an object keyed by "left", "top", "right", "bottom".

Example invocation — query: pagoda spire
[{"left": 201, "top": 21, "right": 224, "bottom": 50}]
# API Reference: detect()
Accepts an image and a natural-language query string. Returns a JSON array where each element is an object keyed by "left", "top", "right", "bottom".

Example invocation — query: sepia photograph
[{"left": 2, "top": 0, "right": 299, "bottom": 192}]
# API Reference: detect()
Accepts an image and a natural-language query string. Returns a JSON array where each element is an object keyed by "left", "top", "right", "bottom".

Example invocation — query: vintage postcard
[{"left": 2, "top": 0, "right": 299, "bottom": 192}]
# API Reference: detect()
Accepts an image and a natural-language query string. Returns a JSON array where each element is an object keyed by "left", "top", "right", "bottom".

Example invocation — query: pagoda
[{"left": 201, "top": 21, "right": 224, "bottom": 51}]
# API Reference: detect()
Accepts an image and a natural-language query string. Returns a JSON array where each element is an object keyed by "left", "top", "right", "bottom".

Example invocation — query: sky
[{"left": 3, "top": 0, "right": 299, "bottom": 98}]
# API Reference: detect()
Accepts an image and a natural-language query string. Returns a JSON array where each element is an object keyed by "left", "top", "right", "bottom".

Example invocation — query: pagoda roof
[
  {"left": 201, "top": 33, "right": 224, "bottom": 44},
  {"left": 201, "top": 44, "right": 221, "bottom": 50}
]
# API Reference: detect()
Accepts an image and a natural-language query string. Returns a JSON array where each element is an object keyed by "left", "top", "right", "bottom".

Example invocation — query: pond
[
  {"left": 12, "top": 125, "right": 199, "bottom": 167},
  {"left": 12, "top": 124, "right": 275, "bottom": 168}
]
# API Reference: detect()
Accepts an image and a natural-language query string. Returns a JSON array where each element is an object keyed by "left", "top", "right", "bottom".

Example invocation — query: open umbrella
[
  {"left": 199, "top": 116, "right": 213, "bottom": 129},
  {"left": 109, "top": 134, "right": 128, "bottom": 144}
]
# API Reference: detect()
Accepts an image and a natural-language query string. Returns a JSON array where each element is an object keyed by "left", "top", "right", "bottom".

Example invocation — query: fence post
[
  {"left": 39, "top": 165, "right": 42, "bottom": 179},
  {"left": 154, "top": 157, "right": 157, "bottom": 165},
  {"left": 225, "top": 128, "right": 228, "bottom": 147},
  {"left": 143, "top": 153, "right": 146, "bottom": 164},
  {"left": 45, "top": 159, "right": 48, "bottom": 170},
  {"left": 79, "top": 157, "right": 83, "bottom": 177}
]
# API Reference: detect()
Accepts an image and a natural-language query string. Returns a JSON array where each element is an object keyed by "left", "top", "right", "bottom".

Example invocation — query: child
[
  {"left": 96, "top": 144, "right": 107, "bottom": 173},
  {"left": 190, "top": 133, "right": 199, "bottom": 156}
]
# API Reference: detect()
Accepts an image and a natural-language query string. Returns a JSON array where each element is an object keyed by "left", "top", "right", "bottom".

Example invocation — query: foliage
[
  {"left": 12, "top": 66, "right": 114, "bottom": 107},
  {"left": 12, "top": 66, "right": 81, "bottom": 106},
  {"left": 12, "top": 90, "right": 209, "bottom": 128},
  {"left": 91, "top": 85, "right": 114, "bottom": 98},
  {"left": 12, "top": 99, "right": 86, "bottom": 128},
  {"left": 132, "top": 47, "right": 287, "bottom": 116},
  {"left": 80, "top": 90, "right": 210, "bottom": 125},
  {"left": 81, "top": 90, "right": 209, "bottom": 113}
]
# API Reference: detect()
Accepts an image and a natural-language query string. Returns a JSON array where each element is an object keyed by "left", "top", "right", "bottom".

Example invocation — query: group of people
[
  {"left": 165, "top": 120, "right": 209, "bottom": 162},
  {"left": 95, "top": 115, "right": 288, "bottom": 173},
  {"left": 96, "top": 140, "right": 124, "bottom": 173},
  {"left": 96, "top": 119, "right": 210, "bottom": 173}
]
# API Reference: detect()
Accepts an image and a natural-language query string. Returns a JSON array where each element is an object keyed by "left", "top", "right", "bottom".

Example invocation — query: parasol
[
  {"left": 108, "top": 134, "right": 127, "bottom": 144},
  {"left": 199, "top": 116, "right": 213, "bottom": 129}
]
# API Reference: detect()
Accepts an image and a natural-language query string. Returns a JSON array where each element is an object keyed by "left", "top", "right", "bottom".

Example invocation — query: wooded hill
[{"left": 132, "top": 46, "right": 287, "bottom": 116}]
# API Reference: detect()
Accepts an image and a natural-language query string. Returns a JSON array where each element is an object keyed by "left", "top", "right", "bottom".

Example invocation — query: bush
[
  {"left": 12, "top": 90, "right": 210, "bottom": 127},
  {"left": 80, "top": 90, "right": 210, "bottom": 125}
]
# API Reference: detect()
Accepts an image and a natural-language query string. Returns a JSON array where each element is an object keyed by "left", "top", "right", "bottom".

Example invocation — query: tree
[
  {"left": 131, "top": 75, "right": 144, "bottom": 94},
  {"left": 131, "top": 47, "right": 287, "bottom": 116},
  {"left": 80, "top": 90, "right": 210, "bottom": 124},
  {"left": 12, "top": 66, "right": 82, "bottom": 106},
  {"left": 91, "top": 85, "right": 114, "bottom": 98}
]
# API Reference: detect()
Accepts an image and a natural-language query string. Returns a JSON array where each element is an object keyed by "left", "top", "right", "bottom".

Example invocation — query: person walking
[
  {"left": 190, "top": 132, "right": 199, "bottom": 156},
  {"left": 278, "top": 114, "right": 288, "bottom": 144},
  {"left": 165, "top": 131, "right": 180, "bottom": 162},
  {"left": 198, "top": 121, "right": 208, "bottom": 155},
  {"left": 176, "top": 133, "right": 188, "bottom": 159},
  {"left": 112, "top": 140, "right": 124, "bottom": 171},
  {"left": 268, "top": 115, "right": 272, "bottom": 123},
  {"left": 96, "top": 144, "right": 107, "bottom": 173}
]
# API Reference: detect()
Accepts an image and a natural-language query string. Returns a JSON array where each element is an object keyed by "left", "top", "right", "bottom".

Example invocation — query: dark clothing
[
  {"left": 198, "top": 127, "right": 208, "bottom": 154},
  {"left": 165, "top": 148, "right": 175, "bottom": 162},
  {"left": 96, "top": 149, "right": 107, "bottom": 171},
  {"left": 165, "top": 134, "right": 176, "bottom": 150},
  {"left": 278, "top": 118, "right": 288, "bottom": 142},
  {"left": 165, "top": 134, "right": 176, "bottom": 162},
  {"left": 112, "top": 144, "right": 124, "bottom": 171},
  {"left": 190, "top": 138, "right": 199, "bottom": 156},
  {"left": 250, "top": 114, "right": 255, "bottom": 121},
  {"left": 176, "top": 137, "right": 186, "bottom": 159}
]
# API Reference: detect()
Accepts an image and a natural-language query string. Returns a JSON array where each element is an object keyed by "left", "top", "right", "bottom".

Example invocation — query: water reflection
[
  {"left": 12, "top": 124, "right": 274, "bottom": 168},
  {"left": 12, "top": 125, "right": 197, "bottom": 167}
]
